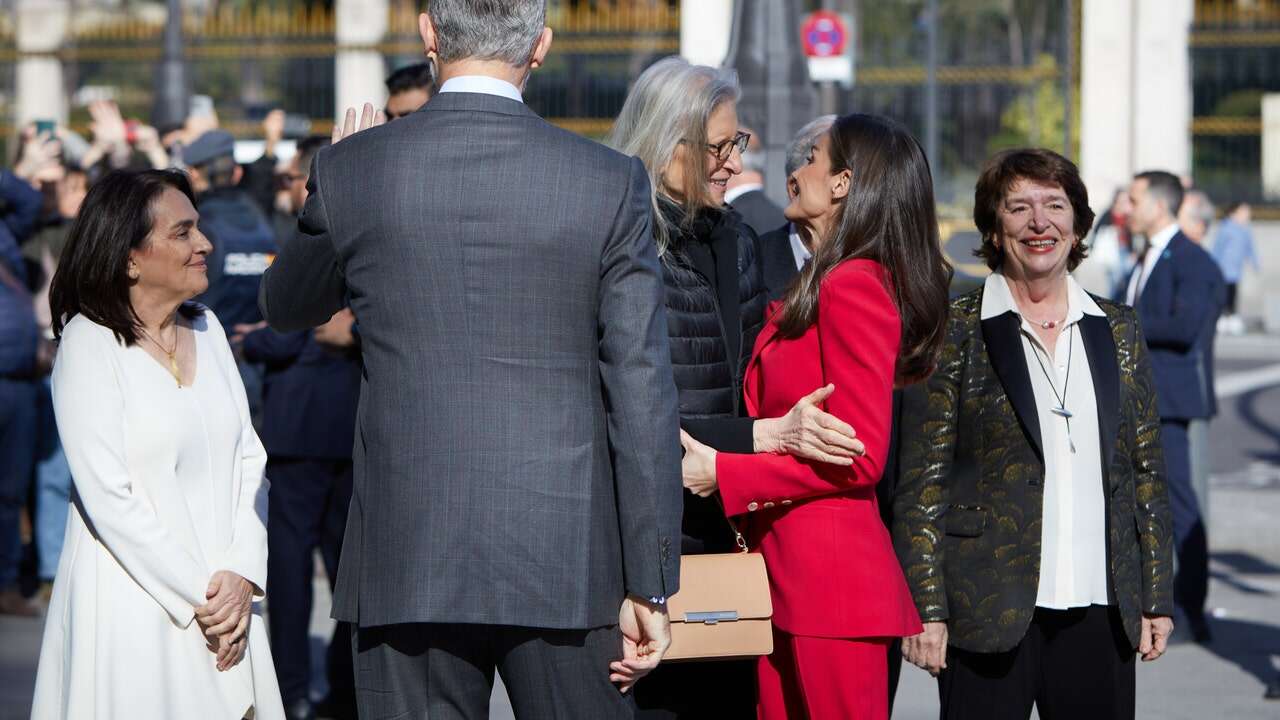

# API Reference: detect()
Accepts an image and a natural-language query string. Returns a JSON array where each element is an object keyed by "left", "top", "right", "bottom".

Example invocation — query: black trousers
[
  {"left": 265, "top": 458, "right": 355, "bottom": 707},
  {"left": 887, "top": 638, "right": 902, "bottom": 716},
  {"left": 633, "top": 658, "right": 756, "bottom": 718},
  {"left": 353, "top": 622, "right": 635, "bottom": 720},
  {"left": 938, "top": 605, "right": 1135, "bottom": 720},
  {"left": 1162, "top": 419, "right": 1210, "bottom": 625}
]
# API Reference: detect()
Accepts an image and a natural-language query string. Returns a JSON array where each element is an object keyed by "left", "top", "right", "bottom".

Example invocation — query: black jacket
[
  {"left": 195, "top": 187, "right": 279, "bottom": 328},
  {"left": 728, "top": 188, "right": 786, "bottom": 238},
  {"left": 657, "top": 199, "right": 768, "bottom": 553},
  {"left": 893, "top": 289, "right": 1174, "bottom": 653},
  {"left": 240, "top": 327, "right": 360, "bottom": 461},
  {"left": 756, "top": 223, "right": 801, "bottom": 301}
]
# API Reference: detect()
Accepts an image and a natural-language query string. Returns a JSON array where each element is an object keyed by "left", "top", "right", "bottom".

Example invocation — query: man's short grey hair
[
  {"left": 607, "top": 56, "right": 740, "bottom": 255},
  {"left": 785, "top": 115, "right": 837, "bottom": 178},
  {"left": 428, "top": 0, "right": 546, "bottom": 67},
  {"left": 1184, "top": 190, "right": 1216, "bottom": 228}
]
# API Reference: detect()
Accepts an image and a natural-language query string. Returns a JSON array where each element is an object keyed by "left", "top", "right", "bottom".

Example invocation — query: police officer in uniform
[{"left": 184, "top": 130, "right": 279, "bottom": 424}]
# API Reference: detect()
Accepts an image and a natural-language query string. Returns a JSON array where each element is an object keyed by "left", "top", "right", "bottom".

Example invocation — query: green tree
[{"left": 987, "top": 53, "right": 1078, "bottom": 156}]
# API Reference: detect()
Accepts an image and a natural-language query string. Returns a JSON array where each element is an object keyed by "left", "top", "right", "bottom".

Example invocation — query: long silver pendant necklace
[{"left": 1030, "top": 324, "right": 1076, "bottom": 453}]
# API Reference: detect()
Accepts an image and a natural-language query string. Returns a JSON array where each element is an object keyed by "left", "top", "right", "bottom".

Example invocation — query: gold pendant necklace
[{"left": 140, "top": 326, "right": 183, "bottom": 387}]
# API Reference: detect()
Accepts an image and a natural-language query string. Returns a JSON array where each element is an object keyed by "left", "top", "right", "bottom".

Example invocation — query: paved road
[{"left": 4, "top": 336, "right": 1279, "bottom": 720}]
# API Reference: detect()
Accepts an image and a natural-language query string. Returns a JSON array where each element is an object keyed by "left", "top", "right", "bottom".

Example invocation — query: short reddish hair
[{"left": 973, "top": 148, "right": 1096, "bottom": 272}]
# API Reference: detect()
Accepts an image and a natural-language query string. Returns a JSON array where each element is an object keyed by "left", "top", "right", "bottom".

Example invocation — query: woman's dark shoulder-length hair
[
  {"left": 973, "top": 148, "right": 1096, "bottom": 272},
  {"left": 776, "top": 113, "right": 953, "bottom": 386},
  {"left": 49, "top": 168, "right": 203, "bottom": 346}
]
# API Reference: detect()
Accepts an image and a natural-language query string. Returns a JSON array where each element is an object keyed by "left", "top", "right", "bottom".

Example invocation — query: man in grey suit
[{"left": 259, "top": 2, "right": 682, "bottom": 717}]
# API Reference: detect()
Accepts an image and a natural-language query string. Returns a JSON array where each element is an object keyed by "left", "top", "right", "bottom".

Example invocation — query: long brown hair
[{"left": 776, "top": 113, "right": 952, "bottom": 385}]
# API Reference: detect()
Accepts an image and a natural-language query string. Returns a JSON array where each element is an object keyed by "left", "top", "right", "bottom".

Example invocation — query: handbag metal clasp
[{"left": 685, "top": 611, "right": 739, "bottom": 625}]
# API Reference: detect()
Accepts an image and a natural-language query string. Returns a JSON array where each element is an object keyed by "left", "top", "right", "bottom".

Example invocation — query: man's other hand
[
  {"left": 611, "top": 595, "right": 671, "bottom": 694},
  {"left": 314, "top": 308, "right": 357, "bottom": 349}
]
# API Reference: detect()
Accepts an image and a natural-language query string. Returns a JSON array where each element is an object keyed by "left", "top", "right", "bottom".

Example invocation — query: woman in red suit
[{"left": 679, "top": 114, "right": 953, "bottom": 719}]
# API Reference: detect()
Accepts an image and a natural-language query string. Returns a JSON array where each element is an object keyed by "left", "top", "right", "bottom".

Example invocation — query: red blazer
[{"left": 717, "top": 259, "right": 923, "bottom": 639}]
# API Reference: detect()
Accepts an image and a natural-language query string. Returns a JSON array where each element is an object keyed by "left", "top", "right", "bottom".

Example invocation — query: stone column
[
  {"left": 1263, "top": 93, "right": 1280, "bottom": 201},
  {"left": 680, "top": 0, "right": 734, "bottom": 67},
  {"left": 1132, "top": 0, "right": 1193, "bottom": 177},
  {"left": 1080, "top": 0, "right": 1136, "bottom": 212},
  {"left": 1080, "top": 0, "right": 1193, "bottom": 211},
  {"left": 15, "top": 0, "right": 71, "bottom": 128},
  {"left": 335, "top": 0, "right": 389, "bottom": 121}
]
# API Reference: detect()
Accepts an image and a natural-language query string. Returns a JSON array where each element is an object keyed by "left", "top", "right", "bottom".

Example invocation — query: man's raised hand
[{"left": 332, "top": 103, "right": 387, "bottom": 145}]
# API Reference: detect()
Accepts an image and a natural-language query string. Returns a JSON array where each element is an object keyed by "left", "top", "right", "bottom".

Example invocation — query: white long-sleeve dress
[{"left": 32, "top": 308, "right": 284, "bottom": 720}]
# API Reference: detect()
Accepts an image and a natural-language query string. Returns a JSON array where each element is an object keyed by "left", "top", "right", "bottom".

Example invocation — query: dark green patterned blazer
[{"left": 891, "top": 286, "right": 1175, "bottom": 654}]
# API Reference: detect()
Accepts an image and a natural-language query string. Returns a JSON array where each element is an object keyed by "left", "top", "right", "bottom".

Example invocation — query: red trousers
[{"left": 757, "top": 630, "right": 890, "bottom": 720}]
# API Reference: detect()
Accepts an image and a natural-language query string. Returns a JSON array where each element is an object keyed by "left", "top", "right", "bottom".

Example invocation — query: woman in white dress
[{"left": 32, "top": 169, "right": 284, "bottom": 720}]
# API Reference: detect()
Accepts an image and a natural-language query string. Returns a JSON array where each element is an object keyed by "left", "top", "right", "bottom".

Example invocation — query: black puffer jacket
[{"left": 657, "top": 198, "right": 768, "bottom": 553}]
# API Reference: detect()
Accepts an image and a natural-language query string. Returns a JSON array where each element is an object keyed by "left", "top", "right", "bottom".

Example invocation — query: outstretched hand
[
  {"left": 754, "top": 384, "right": 864, "bottom": 465},
  {"left": 332, "top": 103, "right": 386, "bottom": 145},
  {"left": 14, "top": 127, "right": 63, "bottom": 186}
]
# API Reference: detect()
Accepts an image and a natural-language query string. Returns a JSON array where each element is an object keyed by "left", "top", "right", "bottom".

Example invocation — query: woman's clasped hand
[{"left": 194, "top": 570, "right": 255, "bottom": 672}]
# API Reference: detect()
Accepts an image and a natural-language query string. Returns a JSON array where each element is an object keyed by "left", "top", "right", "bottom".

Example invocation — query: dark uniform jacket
[
  {"left": 196, "top": 187, "right": 279, "bottom": 328},
  {"left": 0, "top": 170, "right": 42, "bottom": 378},
  {"left": 657, "top": 199, "right": 767, "bottom": 554},
  {"left": 239, "top": 328, "right": 360, "bottom": 461},
  {"left": 892, "top": 287, "right": 1175, "bottom": 654}
]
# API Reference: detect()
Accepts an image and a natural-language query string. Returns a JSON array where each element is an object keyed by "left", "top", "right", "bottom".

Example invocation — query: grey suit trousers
[{"left": 353, "top": 623, "right": 634, "bottom": 720}]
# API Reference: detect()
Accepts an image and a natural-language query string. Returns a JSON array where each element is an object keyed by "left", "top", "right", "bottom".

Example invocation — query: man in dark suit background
[
  {"left": 1124, "top": 170, "right": 1226, "bottom": 644},
  {"left": 723, "top": 128, "right": 785, "bottom": 237},
  {"left": 755, "top": 115, "right": 836, "bottom": 301},
  {"left": 240, "top": 135, "right": 360, "bottom": 720},
  {"left": 259, "top": 1, "right": 682, "bottom": 717}
]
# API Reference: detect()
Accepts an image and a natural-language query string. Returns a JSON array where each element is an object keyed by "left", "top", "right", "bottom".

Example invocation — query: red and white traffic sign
[{"left": 801, "top": 10, "right": 847, "bottom": 58}]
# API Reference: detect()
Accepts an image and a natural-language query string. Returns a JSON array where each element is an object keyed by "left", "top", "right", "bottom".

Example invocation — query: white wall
[
  {"left": 1132, "top": 0, "right": 1193, "bottom": 176},
  {"left": 1263, "top": 94, "right": 1280, "bottom": 201},
  {"left": 680, "top": 0, "right": 734, "bottom": 67},
  {"left": 14, "top": 0, "right": 71, "bottom": 127},
  {"left": 334, "top": 0, "right": 389, "bottom": 121},
  {"left": 1080, "top": 0, "right": 1193, "bottom": 211}
]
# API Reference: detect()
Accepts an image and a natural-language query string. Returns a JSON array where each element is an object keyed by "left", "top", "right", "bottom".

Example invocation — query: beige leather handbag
[{"left": 664, "top": 525, "right": 774, "bottom": 661}]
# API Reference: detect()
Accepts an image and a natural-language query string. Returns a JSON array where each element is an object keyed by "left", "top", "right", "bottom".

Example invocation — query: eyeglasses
[{"left": 706, "top": 131, "right": 751, "bottom": 163}]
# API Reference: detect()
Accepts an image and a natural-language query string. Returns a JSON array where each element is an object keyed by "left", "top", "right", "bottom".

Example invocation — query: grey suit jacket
[{"left": 259, "top": 91, "right": 682, "bottom": 630}]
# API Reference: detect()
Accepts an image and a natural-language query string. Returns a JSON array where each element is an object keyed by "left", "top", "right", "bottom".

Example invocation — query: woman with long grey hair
[{"left": 608, "top": 56, "right": 861, "bottom": 718}]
